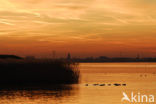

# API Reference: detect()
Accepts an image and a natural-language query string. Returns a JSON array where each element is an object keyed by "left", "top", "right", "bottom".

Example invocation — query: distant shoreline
[{"left": 78, "top": 61, "right": 156, "bottom": 63}]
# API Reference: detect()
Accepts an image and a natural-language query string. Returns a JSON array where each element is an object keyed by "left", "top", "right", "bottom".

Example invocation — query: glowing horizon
[{"left": 0, "top": 0, "right": 156, "bottom": 58}]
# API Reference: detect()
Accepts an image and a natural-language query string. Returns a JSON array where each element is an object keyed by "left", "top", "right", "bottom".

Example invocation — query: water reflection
[
  {"left": 0, "top": 85, "right": 79, "bottom": 104},
  {"left": 1, "top": 63, "right": 156, "bottom": 104}
]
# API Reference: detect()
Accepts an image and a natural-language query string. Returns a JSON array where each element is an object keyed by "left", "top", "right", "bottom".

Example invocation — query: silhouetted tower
[
  {"left": 67, "top": 53, "right": 71, "bottom": 60},
  {"left": 136, "top": 54, "right": 140, "bottom": 59}
]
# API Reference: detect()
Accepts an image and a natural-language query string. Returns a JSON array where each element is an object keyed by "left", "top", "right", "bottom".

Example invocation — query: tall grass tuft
[{"left": 0, "top": 59, "right": 80, "bottom": 85}]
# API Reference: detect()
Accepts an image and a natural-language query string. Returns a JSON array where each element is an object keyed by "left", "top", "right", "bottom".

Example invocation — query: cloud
[
  {"left": 0, "top": 0, "right": 156, "bottom": 57},
  {"left": 0, "top": 21, "right": 14, "bottom": 26}
]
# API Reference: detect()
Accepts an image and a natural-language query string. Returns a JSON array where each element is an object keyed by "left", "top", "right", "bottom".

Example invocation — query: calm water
[{"left": 0, "top": 62, "right": 156, "bottom": 104}]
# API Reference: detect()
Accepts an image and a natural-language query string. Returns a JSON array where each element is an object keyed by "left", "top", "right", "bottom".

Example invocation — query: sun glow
[{"left": 0, "top": 0, "right": 156, "bottom": 57}]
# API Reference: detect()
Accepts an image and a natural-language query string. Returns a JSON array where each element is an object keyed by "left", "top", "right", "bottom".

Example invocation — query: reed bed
[{"left": 0, "top": 59, "right": 80, "bottom": 85}]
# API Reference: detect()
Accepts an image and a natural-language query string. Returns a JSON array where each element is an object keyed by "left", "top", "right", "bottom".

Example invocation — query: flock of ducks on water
[
  {"left": 85, "top": 73, "right": 156, "bottom": 87},
  {"left": 85, "top": 83, "right": 126, "bottom": 86}
]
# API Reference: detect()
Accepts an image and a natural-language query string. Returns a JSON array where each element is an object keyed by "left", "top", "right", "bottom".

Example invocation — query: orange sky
[{"left": 1, "top": 0, "right": 156, "bottom": 58}]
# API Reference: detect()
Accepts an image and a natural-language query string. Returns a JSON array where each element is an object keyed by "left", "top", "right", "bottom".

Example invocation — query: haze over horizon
[{"left": 1, "top": 0, "right": 156, "bottom": 57}]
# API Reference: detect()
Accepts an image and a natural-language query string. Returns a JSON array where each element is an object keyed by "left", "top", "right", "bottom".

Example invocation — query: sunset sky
[{"left": 1, "top": 0, "right": 156, "bottom": 58}]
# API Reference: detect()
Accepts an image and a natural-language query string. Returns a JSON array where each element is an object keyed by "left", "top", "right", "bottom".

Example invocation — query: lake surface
[{"left": 0, "top": 62, "right": 156, "bottom": 104}]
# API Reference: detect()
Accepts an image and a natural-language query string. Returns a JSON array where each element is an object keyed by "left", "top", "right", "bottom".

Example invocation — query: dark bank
[{"left": 0, "top": 55, "right": 80, "bottom": 86}]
